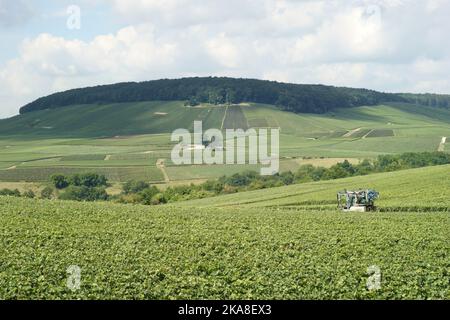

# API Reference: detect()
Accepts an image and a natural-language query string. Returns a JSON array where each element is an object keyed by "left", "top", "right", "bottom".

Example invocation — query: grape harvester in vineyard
[{"left": 337, "top": 189, "right": 379, "bottom": 212}]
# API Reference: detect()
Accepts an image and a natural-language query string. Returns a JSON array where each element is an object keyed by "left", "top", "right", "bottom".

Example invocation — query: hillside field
[
  {"left": 0, "top": 165, "right": 449, "bottom": 299},
  {"left": 0, "top": 101, "right": 449, "bottom": 184}
]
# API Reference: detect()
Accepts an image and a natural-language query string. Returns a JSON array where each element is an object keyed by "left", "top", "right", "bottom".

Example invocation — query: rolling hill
[
  {"left": 179, "top": 164, "right": 450, "bottom": 210},
  {"left": 0, "top": 79, "right": 449, "bottom": 299},
  {"left": 1, "top": 99, "right": 449, "bottom": 184},
  {"left": 18, "top": 77, "right": 408, "bottom": 115},
  {"left": 0, "top": 77, "right": 449, "bottom": 184},
  {"left": 15, "top": 77, "right": 450, "bottom": 117}
]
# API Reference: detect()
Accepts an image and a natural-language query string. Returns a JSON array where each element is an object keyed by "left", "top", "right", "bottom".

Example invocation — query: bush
[
  {"left": 123, "top": 180, "right": 150, "bottom": 194},
  {"left": 294, "top": 165, "right": 316, "bottom": 182},
  {"left": 23, "top": 190, "right": 35, "bottom": 198},
  {"left": 201, "top": 180, "right": 224, "bottom": 194},
  {"left": 59, "top": 186, "right": 108, "bottom": 202},
  {"left": 51, "top": 174, "right": 69, "bottom": 189},
  {"left": 70, "top": 173, "right": 108, "bottom": 188},
  {"left": 354, "top": 159, "right": 373, "bottom": 175},
  {"left": 116, "top": 193, "right": 143, "bottom": 204},
  {"left": 139, "top": 186, "right": 160, "bottom": 205},
  {"left": 150, "top": 193, "right": 167, "bottom": 205},
  {"left": 50, "top": 173, "right": 108, "bottom": 190},
  {"left": 68, "top": 174, "right": 81, "bottom": 186},
  {"left": 0, "top": 188, "right": 21, "bottom": 197},
  {"left": 40, "top": 187, "right": 54, "bottom": 199}
]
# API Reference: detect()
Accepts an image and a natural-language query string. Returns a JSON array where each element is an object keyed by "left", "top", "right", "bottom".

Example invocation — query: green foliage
[
  {"left": 69, "top": 173, "right": 107, "bottom": 188},
  {"left": 51, "top": 173, "right": 109, "bottom": 201},
  {"left": 22, "top": 190, "right": 35, "bottom": 199},
  {"left": 374, "top": 152, "right": 450, "bottom": 171},
  {"left": 138, "top": 186, "right": 160, "bottom": 205},
  {"left": 40, "top": 186, "right": 54, "bottom": 200},
  {"left": 150, "top": 193, "right": 167, "bottom": 205},
  {"left": 122, "top": 180, "right": 150, "bottom": 195},
  {"left": 59, "top": 186, "right": 108, "bottom": 202},
  {"left": 0, "top": 188, "right": 21, "bottom": 197},
  {"left": 0, "top": 195, "right": 448, "bottom": 299},
  {"left": 401, "top": 93, "right": 450, "bottom": 108},
  {"left": 51, "top": 174, "right": 69, "bottom": 189},
  {"left": 20, "top": 77, "right": 410, "bottom": 115},
  {"left": 184, "top": 96, "right": 199, "bottom": 107},
  {"left": 51, "top": 173, "right": 107, "bottom": 190}
]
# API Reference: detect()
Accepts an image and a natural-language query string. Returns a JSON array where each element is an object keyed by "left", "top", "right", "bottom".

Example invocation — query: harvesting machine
[{"left": 337, "top": 189, "right": 379, "bottom": 212}]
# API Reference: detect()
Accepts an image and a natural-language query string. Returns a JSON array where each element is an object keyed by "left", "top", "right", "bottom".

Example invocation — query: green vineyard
[{"left": 0, "top": 165, "right": 449, "bottom": 299}]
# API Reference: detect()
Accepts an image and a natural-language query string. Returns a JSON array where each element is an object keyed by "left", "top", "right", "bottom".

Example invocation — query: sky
[{"left": 0, "top": 0, "right": 449, "bottom": 119}]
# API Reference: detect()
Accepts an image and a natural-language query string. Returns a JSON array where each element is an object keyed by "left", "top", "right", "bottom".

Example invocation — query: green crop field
[
  {"left": 0, "top": 98, "right": 449, "bottom": 300},
  {"left": 1, "top": 101, "right": 449, "bottom": 184},
  {"left": 181, "top": 165, "right": 450, "bottom": 211},
  {"left": 365, "top": 129, "right": 395, "bottom": 138},
  {"left": 0, "top": 165, "right": 449, "bottom": 299},
  {"left": 0, "top": 101, "right": 226, "bottom": 137},
  {"left": 0, "top": 166, "right": 164, "bottom": 182},
  {"left": 222, "top": 105, "right": 249, "bottom": 130}
]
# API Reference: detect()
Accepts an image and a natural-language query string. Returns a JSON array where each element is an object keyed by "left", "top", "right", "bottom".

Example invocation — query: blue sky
[
  {"left": 0, "top": 0, "right": 449, "bottom": 118},
  {"left": 0, "top": 1, "right": 120, "bottom": 60}
]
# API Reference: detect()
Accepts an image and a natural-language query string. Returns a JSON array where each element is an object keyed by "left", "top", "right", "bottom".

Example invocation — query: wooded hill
[{"left": 19, "top": 77, "right": 450, "bottom": 115}]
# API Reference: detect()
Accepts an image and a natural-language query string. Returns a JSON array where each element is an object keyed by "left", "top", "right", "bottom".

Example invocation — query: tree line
[
  {"left": 20, "top": 77, "right": 419, "bottom": 115},
  {"left": 400, "top": 93, "right": 450, "bottom": 108}
]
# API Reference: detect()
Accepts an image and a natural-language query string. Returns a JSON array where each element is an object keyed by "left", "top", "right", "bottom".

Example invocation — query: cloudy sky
[{"left": 0, "top": 0, "right": 449, "bottom": 118}]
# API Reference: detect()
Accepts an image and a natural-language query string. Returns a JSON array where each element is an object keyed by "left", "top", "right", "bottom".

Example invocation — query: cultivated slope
[
  {"left": 0, "top": 165, "right": 448, "bottom": 299},
  {"left": 0, "top": 101, "right": 225, "bottom": 137},
  {"left": 1, "top": 101, "right": 450, "bottom": 138},
  {"left": 180, "top": 164, "right": 450, "bottom": 210}
]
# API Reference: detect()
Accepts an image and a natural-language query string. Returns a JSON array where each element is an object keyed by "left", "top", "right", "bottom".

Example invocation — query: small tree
[
  {"left": 139, "top": 186, "right": 160, "bottom": 205},
  {"left": 59, "top": 186, "right": 108, "bottom": 202},
  {"left": 40, "top": 187, "right": 54, "bottom": 199},
  {"left": 69, "top": 174, "right": 81, "bottom": 186},
  {"left": 151, "top": 193, "right": 167, "bottom": 205},
  {"left": 77, "top": 173, "right": 107, "bottom": 187},
  {"left": 51, "top": 174, "right": 69, "bottom": 189},
  {"left": 122, "top": 180, "right": 150, "bottom": 194},
  {"left": 23, "top": 190, "right": 35, "bottom": 198}
]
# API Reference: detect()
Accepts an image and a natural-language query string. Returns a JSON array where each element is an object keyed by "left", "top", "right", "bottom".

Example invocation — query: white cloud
[
  {"left": 0, "top": 0, "right": 449, "bottom": 118},
  {"left": 0, "top": 24, "right": 181, "bottom": 118},
  {"left": 206, "top": 33, "right": 241, "bottom": 68}
]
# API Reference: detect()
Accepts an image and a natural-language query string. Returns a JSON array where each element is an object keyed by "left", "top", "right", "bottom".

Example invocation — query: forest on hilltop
[{"left": 20, "top": 77, "right": 450, "bottom": 115}]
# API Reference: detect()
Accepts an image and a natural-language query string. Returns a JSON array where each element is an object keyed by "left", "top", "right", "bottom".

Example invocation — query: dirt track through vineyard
[
  {"left": 343, "top": 128, "right": 361, "bottom": 138},
  {"left": 438, "top": 137, "right": 447, "bottom": 152},
  {"left": 156, "top": 159, "right": 170, "bottom": 182}
]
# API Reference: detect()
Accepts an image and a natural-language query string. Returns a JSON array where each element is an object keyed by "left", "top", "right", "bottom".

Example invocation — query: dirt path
[
  {"left": 6, "top": 165, "right": 17, "bottom": 170},
  {"left": 156, "top": 159, "right": 170, "bottom": 183},
  {"left": 362, "top": 129, "right": 374, "bottom": 139},
  {"left": 343, "top": 128, "right": 361, "bottom": 138},
  {"left": 220, "top": 105, "right": 229, "bottom": 130},
  {"left": 104, "top": 155, "right": 112, "bottom": 161},
  {"left": 438, "top": 137, "right": 447, "bottom": 152}
]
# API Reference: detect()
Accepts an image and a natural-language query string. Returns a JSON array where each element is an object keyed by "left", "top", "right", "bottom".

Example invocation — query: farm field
[
  {"left": 0, "top": 164, "right": 449, "bottom": 299},
  {"left": 181, "top": 165, "right": 450, "bottom": 211},
  {"left": 1, "top": 102, "right": 449, "bottom": 184},
  {"left": 222, "top": 105, "right": 249, "bottom": 130},
  {"left": 0, "top": 100, "right": 449, "bottom": 300}
]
